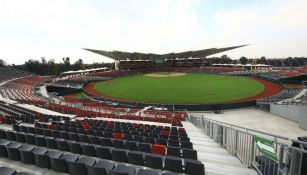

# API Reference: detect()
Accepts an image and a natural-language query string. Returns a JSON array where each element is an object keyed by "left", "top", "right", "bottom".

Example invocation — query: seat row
[
  {"left": 19, "top": 125, "right": 193, "bottom": 150},
  {"left": 2, "top": 128, "right": 197, "bottom": 160},
  {"left": 0, "top": 139, "right": 204, "bottom": 175},
  {"left": 56, "top": 119, "right": 183, "bottom": 132},
  {"left": 50, "top": 120, "right": 187, "bottom": 137},
  {"left": 48, "top": 125, "right": 189, "bottom": 143},
  {"left": 0, "top": 129, "right": 203, "bottom": 174},
  {"left": 37, "top": 122, "right": 190, "bottom": 146},
  {"left": 3, "top": 112, "right": 69, "bottom": 125}
]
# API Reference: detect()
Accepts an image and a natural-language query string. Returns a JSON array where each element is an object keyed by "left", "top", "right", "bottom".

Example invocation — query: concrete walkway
[
  {"left": 190, "top": 108, "right": 307, "bottom": 142},
  {"left": 182, "top": 121, "right": 258, "bottom": 175}
]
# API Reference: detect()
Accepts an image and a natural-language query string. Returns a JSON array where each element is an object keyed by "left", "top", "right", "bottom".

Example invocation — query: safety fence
[{"left": 189, "top": 115, "right": 307, "bottom": 175}]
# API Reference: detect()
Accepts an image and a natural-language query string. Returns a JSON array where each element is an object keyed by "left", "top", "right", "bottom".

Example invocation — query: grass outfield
[{"left": 93, "top": 73, "right": 265, "bottom": 104}]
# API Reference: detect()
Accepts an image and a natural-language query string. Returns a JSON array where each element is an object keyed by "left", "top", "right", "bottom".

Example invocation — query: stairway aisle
[{"left": 182, "top": 121, "right": 258, "bottom": 175}]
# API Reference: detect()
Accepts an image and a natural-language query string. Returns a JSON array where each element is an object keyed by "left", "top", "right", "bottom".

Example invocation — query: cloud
[
  {"left": 0, "top": 0, "right": 306, "bottom": 65},
  {"left": 212, "top": 0, "right": 307, "bottom": 59},
  {"left": 0, "top": 0, "right": 204, "bottom": 64}
]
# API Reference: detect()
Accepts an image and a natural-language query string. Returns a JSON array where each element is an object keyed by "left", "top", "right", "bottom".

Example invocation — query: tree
[
  {"left": 239, "top": 56, "right": 248, "bottom": 65},
  {"left": 73, "top": 58, "right": 85, "bottom": 70},
  {"left": 47, "top": 59, "right": 60, "bottom": 75},
  {"left": 62, "top": 57, "right": 70, "bottom": 67},
  {"left": 220, "top": 55, "right": 232, "bottom": 64},
  {"left": 0, "top": 59, "right": 6, "bottom": 67},
  {"left": 260, "top": 56, "right": 266, "bottom": 64}
]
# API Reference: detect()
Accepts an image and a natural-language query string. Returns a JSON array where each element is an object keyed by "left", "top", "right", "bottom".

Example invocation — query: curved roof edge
[{"left": 83, "top": 45, "right": 248, "bottom": 61}]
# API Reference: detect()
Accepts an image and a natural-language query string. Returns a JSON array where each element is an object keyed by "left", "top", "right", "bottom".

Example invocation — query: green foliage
[
  {"left": 93, "top": 73, "right": 265, "bottom": 104},
  {"left": 0, "top": 59, "right": 6, "bottom": 67},
  {"left": 12, "top": 57, "right": 112, "bottom": 75},
  {"left": 240, "top": 56, "right": 248, "bottom": 65}
]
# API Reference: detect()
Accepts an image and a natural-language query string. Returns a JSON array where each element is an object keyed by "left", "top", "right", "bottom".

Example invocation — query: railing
[{"left": 189, "top": 115, "right": 307, "bottom": 175}]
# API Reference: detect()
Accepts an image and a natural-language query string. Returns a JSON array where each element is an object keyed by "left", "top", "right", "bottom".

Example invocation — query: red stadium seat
[
  {"left": 113, "top": 133, "right": 125, "bottom": 140},
  {"left": 160, "top": 130, "right": 170, "bottom": 136},
  {"left": 152, "top": 144, "right": 166, "bottom": 155}
]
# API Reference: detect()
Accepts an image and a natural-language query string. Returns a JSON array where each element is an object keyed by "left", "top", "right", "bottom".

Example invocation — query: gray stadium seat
[
  {"left": 6, "top": 142, "right": 22, "bottom": 160},
  {"left": 81, "top": 143, "right": 96, "bottom": 157},
  {"left": 184, "top": 158, "right": 205, "bottom": 175},
  {"left": 0, "top": 167, "right": 17, "bottom": 175},
  {"left": 96, "top": 146, "right": 113, "bottom": 160},
  {"left": 136, "top": 169, "right": 160, "bottom": 175},
  {"left": 109, "top": 164, "right": 136, "bottom": 175},
  {"left": 138, "top": 143, "right": 151, "bottom": 153},
  {"left": 164, "top": 156, "right": 183, "bottom": 173},
  {"left": 0, "top": 140, "right": 11, "bottom": 157},
  {"left": 127, "top": 151, "right": 145, "bottom": 166},
  {"left": 182, "top": 148, "right": 197, "bottom": 160},
  {"left": 68, "top": 156, "right": 96, "bottom": 175},
  {"left": 35, "top": 150, "right": 62, "bottom": 168},
  {"left": 126, "top": 141, "right": 138, "bottom": 151},
  {"left": 87, "top": 160, "right": 115, "bottom": 175},
  {"left": 145, "top": 153, "right": 163, "bottom": 170},
  {"left": 167, "top": 146, "right": 181, "bottom": 157},
  {"left": 69, "top": 141, "right": 82, "bottom": 154},
  {"left": 50, "top": 153, "right": 78, "bottom": 173},
  {"left": 112, "top": 149, "right": 127, "bottom": 163},
  {"left": 19, "top": 144, "right": 35, "bottom": 164}
]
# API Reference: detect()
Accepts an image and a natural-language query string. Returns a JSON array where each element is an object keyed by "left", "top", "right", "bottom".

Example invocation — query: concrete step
[{"left": 182, "top": 121, "right": 258, "bottom": 175}]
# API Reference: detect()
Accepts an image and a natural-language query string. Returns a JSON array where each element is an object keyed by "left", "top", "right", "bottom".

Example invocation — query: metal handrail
[{"left": 200, "top": 116, "right": 289, "bottom": 141}]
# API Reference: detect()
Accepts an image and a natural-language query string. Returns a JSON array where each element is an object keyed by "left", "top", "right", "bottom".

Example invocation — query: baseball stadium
[
  {"left": 0, "top": 46, "right": 306, "bottom": 175},
  {"left": 1, "top": 0, "right": 307, "bottom": 174}
]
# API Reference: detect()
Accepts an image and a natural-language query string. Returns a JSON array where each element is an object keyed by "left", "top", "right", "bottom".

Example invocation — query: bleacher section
[
  {"left": 0, "top": 68, "right": 204, "bottom": 175},
  {"left": 259, "top": 70, "right": 304, "bottom": 80},
  {"left": 0, "top": 67, "right": 31, "bottom": 83},
  {"left": 0, "top": 76, "right": 45, "bottom": 102},
  {"left": 0, "top": 117, "right": 204, "bottom": 175},
  {"left": 257, "top": 88, "right": 303, "bottom": 105}
]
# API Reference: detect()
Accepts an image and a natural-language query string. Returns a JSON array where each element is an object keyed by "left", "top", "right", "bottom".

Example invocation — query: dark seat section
[
  {"left": 109, "top": 164, "right": 136, "bottom": 175},
  {"left": 67, "top": 156, "right": 96, "bottom": 175},
  {"left": 45, "top": 136, "right": 57, "bottom": 149},
  {"left": 6, "top": 142, "right": 23, "bottom": 160},
  {"left": 19, "top": 144, "right": 35, "bottom": 164},
  {"left": 182, "top": 148, "right": 197, "bottom": 160},
  {"left": 136, "top": 169, "right": 160, "bottom": 175},
  {"left": 112, "top": 149, "right": 127, "bottom": 163},
  {"left": 36, "top": 150, "right": 62, "bottom": 169},
  {"left": 164, "top": 156, "right": 183, "bottom": 173},
  {"left": 127, "top": 151, "right": 145, "bottom": 166},
  {"left": 15, "top": 172, "right": 33, "bottom": 175},
  {"left": 167, "top": 146, "right": 181, "bottom": 157},
  {"left": 184, "top": 158, "right": 205, "bottom": 175},
  {"left": 145, "top": 154, "right": 163, "bottom": 170},
  {"left": 81, "top": 143, "right": 96, "bottom": 157},
  {"left": 87, "top": 160, "right": 115, "bottom": 175},
  {"left": 0, "top": 167, "right": 17, "bottom": 175},
  {"left": 96, "top": 146, "right": 113, "bottom": 160},
  {"left": 126, "top": 141, "right": 138, "bottom": 151},
  {"left": 0, "top": 140, "right": 11, "bottom": 157},
  {"left": 50, "top": 153, "right": 78, "bottom": 173}
]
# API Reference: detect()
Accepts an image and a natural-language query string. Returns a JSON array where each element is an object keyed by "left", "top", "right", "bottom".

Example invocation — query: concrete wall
[{"left": 270, "top": 104, "right": 307, "bottom": 130}]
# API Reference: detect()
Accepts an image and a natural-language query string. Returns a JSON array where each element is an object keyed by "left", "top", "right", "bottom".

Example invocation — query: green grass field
[{"left": 93, "top": 73, "right": 265, "bottom": 104}]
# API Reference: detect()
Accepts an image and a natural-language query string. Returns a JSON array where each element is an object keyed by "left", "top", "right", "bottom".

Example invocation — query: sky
[{"left": 0, "top": 0, "right": 307, "bottom": 65}]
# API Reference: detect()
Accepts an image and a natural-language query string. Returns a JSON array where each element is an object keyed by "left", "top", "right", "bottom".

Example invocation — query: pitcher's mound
[{"left": 144, "top": 72, "right": 186, "bottom": 77}]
